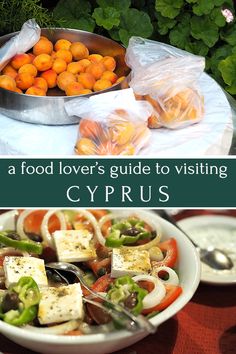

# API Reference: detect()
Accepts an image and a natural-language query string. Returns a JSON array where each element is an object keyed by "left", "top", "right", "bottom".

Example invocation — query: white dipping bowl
[{"left": 0, "top": 210, "right": 200, "bottom": 354}]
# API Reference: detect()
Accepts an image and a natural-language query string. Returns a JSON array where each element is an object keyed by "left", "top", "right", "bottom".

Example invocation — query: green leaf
[
  {"left": 192, "top": 0, "right": 225, "bottom": 16},
  {"left": 97, "top": 0, "right": 131, "bottom": 12},
  {"left": 92, "top": 7, "right": 120, "bottom": 30},
  {"left": 108, "top": 28, "right": 121, "bottom": 41},
  {"left": 118, "top": 8, "right": 153, "bottom": 46},
  {"left": 155, "top": 0, "right": 184, "bottom": 19},
  {"left": 209, "top": 45, "right": 232, "bottom": 79},
  {"left": 54, "top": 0, "right": 91, "bottom": 18},
  {"left": 155, "top": 11, "right": 177, "bottom": 35},
  {"left": 191, "top": 16, "right": 219, "bottom": 47},
  {"left": 218, "top": 54, "right": 236, "bottom": 86},
  {"left": 226, "top": 85, "right": 236, "bottom": 95},
  {"left": 210, "top": 7, "right": 226, "bottom": 27},
  {"left": 169, "top": 21, "right": 190, "bottom": 49},
  {"left": 185, "top": 40, "right": 209, "bottom": 56},
  {"left": 221, "top": 25, "right": 236, "bottom": 46},
  {"left": 54, "top": 0, "right": 95, "bottom": 32}
]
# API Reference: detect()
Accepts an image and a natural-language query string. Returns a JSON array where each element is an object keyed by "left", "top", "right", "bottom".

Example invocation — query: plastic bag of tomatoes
[
  {"left": 126, "top": 37, "right": 205, "bottom": 129},
  {"left": 65, "top": 88, "right": 153, "bottom": 155}
]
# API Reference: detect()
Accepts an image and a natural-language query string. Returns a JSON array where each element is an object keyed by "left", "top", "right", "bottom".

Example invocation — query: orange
[
  {"left": 55, "top": 49, "right": 73, "bottom": 64},
  {"left": 54, "top": 39, "right": 72, "bottom": 51},
  {"left": 41, "top": 69, "right": 57, "bottom": 89},
  {"left": 77, "top": 73, "right": 95, "bottom": 90},
  {"left": 11, "top": 53, "right": 31, "bottom": 70},
  {"left": 65, "top": 82, "right": 84, "bottom": 96},
  {"left": 52, "top": 58, "right": 67, "bottom": 74},
  {"left": 33, "top": 54, "right": 53, "bottom": 71},
  {"left": 0, "top": 75, "right": 16, "bottom": 91},
  {"left": 93, "top": 79, "right": 112, "bottom": 92},
  {"left": 15, "top": 72, "right": 34, "bottom": 90},
  {"left": 75, "top": 138, "right": 96, "bottom": 155},
  {"left": 79, "top": 119, "right": 103, "bottom": 139},
  {"left": 33, "top": 38, "right": 53, "bottom": 56},
  {"left": 33, "top": 77, "right": 48, "bottom": 92},
  {"left": 18, "top": 64, "right": 37, "bottom": 77},
  {"left": 25, "top": 86, "right": 46, "bottom": 96},
  {"left": 2, "top": 64, "right": 17, "bottom": 79},
  {"left": 57, "top": 71, "right": 76, "bottom": 91},
  {"left": 85, "top": 62, "right": 106, "bottom": 80},
  {"left": 70, "top": 42, "right": 89, "bottom": 60}
]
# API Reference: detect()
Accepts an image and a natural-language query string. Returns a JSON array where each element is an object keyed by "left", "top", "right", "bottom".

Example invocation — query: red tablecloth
[{"left": 0, "top": 210, "right": 235, "bottom": 354}]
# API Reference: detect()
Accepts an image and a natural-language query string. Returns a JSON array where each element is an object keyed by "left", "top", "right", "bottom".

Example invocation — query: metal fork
[{"left": 46, "top": 262, "right": 155, "bottom": 334}]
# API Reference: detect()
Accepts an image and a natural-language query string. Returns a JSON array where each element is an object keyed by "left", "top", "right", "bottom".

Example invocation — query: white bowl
[{"left": 0, "top": 210, "right": 200, "bottom": 354}]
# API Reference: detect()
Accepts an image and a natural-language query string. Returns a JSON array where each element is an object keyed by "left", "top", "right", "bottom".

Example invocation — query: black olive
[
  {"left": 6, "top": 232, "right": 21, "bottom": 241},
  {"left": 123, "top": 292, "right": 137, "bottom": 309},
  {"left": 151, "top": 231, "right": 157, "bottom": 238},
  {"left": 97, "top": 267, "right": 107, "bottom": 277},
  {"left": 122, "top": 227, "right": 140, "bottom": 237},
  {"left": 1, "top": 292, "right": 19, "bottom": 313},
  {"left": 26, "top": 233, "right": 42, "bottom": 243},
  {"left": 52, "top": 272, "right": 64, "bottom": 283}
]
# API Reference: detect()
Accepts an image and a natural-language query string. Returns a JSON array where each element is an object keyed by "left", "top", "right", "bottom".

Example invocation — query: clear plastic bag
[
  {"left": 65, "top": 88, "right": 153, "bottom": 155},
  {"left": 0, "top": 19, "right": 40, "bottom": 71},
  {"left": 126, "top": 37, "right": 205, "bottom": 129}
]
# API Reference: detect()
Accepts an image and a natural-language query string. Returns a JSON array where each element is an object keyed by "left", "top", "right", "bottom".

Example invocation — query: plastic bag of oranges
[
  {"left": 65, "top": 88, "right": 153, "bottom": 155},
  {"left": 126, "top": 37, "right": 205, "bottom": 129}
]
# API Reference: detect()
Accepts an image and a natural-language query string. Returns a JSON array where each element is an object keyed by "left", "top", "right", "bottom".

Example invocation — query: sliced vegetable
[
  {"left": 107, "top": 275, "right": 147, "bottom": 316},
  {"left": 142, "top": 284, "right": 182, "bottom": 314},
  {"left": 98, "top": 210, "right": 162, "bottom": 249},
  {"left": 105, "top": 218, "right": 152, "bottom": 247},
  {"left": 86, "top": 257, "right": 111, "bottom": 277},
  {"left": 152, "top": 266, "right": 179, "bottom": 286},
  {"left": 0, "top": 276, "right": 40, "bottom": 326},
  {"left": 132, "top": 275, "right": 166, "bottom": 310},
  {"left": 91, "top": 274, "right": 113, "bottom": 293},
  {"left": 151, "top": 238, "right": 178, "bottom": 268},
  {"left": 0, "top": 231, "right": 43, "bottom": 255},
  {"left": 25, "top": 320, "right": 80, "bottom": 334}
]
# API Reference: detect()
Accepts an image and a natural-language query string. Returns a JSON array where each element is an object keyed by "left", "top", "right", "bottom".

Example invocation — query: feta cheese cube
[
  {"left": 53, "top": 230, "right": 96, "bottom": 262},
  {"left": 3, "top": 256, "right": 48, "bottom": 289},
  {"left": 38, "top": 283, "right": 84, "bottom": 325},
  {"left": 111, "top": 248, "right": 151, "bottom": 278}
]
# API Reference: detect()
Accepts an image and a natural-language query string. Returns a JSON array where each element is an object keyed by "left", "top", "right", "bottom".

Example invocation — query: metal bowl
[{"left": 0, "top": 28, "right": 130, "bottom": 125}]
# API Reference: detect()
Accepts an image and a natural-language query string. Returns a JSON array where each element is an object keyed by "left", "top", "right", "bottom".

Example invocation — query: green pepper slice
[
  {"left": 105, "top": 218, "right": 152, "bottom": 248},
  {"left": 107, "top": 275, "right": 147, "bottom": 316},
  {"left": 0, "top": 231, "right": 43, "bottom": 255},
  {"left": 0, "top": 276, "right": 40, "bottom": 326}
]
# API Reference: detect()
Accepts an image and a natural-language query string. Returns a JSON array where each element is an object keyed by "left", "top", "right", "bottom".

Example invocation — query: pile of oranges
[{"left": 0, "top": 36, "right": 125, "bottom": 96}]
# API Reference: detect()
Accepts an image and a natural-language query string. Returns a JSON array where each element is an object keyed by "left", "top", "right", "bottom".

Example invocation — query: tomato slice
[
  {"left": 82, "top": 273, "right": 113, "bottom": 297},
  {"left": 142, "top": 285, "right": 182, "bottom": 314},
  {"left": 152, "top": 238, "right": 178, "bottom": 268},
  {"left": 64, "top": 330, "right": 83, "bottom": 336},
  {"left": 88, "top": 209, "right": 112, "bottom": 236},
  {"left": 86, "top": 257, "right": 111, "bottom": 277},
  {"left": 92, "top": 273, "right": 113, "bottom": 292},
  {"left": 18, "top": 210, "right": 61, "bottom": 235},
  {"left": 0, "top": 256, "right": 4, "bottom": 267}
]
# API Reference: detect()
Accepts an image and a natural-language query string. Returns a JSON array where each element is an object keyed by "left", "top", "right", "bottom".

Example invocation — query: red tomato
[
  {"left": 92, "top": 273, "right": 113, "bottom": 292},
  {"left": 152, "top": 238, "right": 178, "bottom": 268},
  {"left": 18, "top": 210, "right": 61, "bottom": 235},
  {"left": 142, "top": 285, "right": 182, "bottom": 314},
  {"left": 82, "top": 273, "right": 113, "bottom": 297},
  {"left": 86, "top": 257, "right": 111, "bottom": 276}
]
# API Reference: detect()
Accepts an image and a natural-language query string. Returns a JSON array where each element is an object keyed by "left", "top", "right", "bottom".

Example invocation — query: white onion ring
[
  {"left": 98, "top": 210, "right": 162, "bottom": 249},
  {"left": 16, "top": 209, "right": 66, "bottom": 247},
  {"left": 25, "top": 320, "right": 80, "bottom": 335},
  {"left": 40, "top": 210, "right": 67, "bottom": 248},
  {"left": 132, "top": 274, "right": 166, "bottom": 310},
  {"left": 16, "top": 209, "right": 38, "bottom": 240},
  {"left": 152, "top": 266, "right": 179, "bottom": 286}
]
